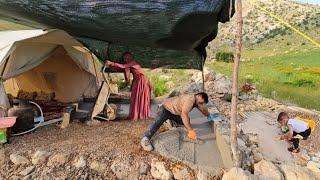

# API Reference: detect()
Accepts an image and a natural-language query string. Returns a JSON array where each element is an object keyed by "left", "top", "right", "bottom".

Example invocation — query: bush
[
  {"left": 152, "top": 77, "right": 169, "bottom": 97},
  {"left": 116, "top": 80, "right": 130, "bottom": 90},
  {"left": 216, "top": 52, "right": 234, "bottom": 63}
]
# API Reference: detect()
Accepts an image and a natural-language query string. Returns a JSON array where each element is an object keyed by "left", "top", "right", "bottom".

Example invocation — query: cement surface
[
  {"left": 152, "top": 108, "right": 224, "bottom": 172},
  {"left": 241, "top": 112, "right": 294, "bottom": 163}
]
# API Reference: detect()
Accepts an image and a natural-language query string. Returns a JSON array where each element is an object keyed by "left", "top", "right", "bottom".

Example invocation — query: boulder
[
  {"left": 307, "top": 161, "right": 320, "bottom": 177},
  {"left": 110, "top": 157, "right": 139, "bottom": 179},
  {"left": 254, "top": 160, "right": 284, "bottom": 180},
  {"left": 19, "top": 166, "right": 35, "bottom": 176},
  {"left": 252, "top": 151, "right": 263, "bottom": 163},
  {"left": 31, "top": 150, "right": 51, "bottom": 165},
  {"left": 280, "top": 164, "right": 316, "bottom": 180},
  {"left": 150, "top": 159, "right": 173, "bottom": 180},
  {"left": 89, "top": 160, "right": 107, "bottom": 173},
  {"left": 139, "top": 161, "right": 150, "bottom": 175},
  {"left": 197, "top": 170, "right": 210, "bottom": 180},
  {"left": 169, "top": 82, "right": 202, "bottom": 97},
  {"left": 212, "top": 73, "right": 232, "bottom": 94},
  {"left": 73, "top": 156, "right": 86, "bottom": 168},
  {"left": 191, "top": 67, "right": 215, "bottom": 83},
  {"left": 10, "top": 154, "right": 30, "bottom": 165},
  {"left": 222, "top": 167, "right": 254, "bottom": 180},
  {"left": 312, "top": 157, "right": 319, "bottom": 162},
  {"left": 172, "top": 165, "right": 192, "bottom": 180},
  {"left": 47, "top": 153, "right": 68, "bottom": 167}
]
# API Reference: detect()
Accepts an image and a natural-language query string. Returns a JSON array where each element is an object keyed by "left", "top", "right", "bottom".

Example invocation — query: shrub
[
  {"left": 116, "top": 80, "right": 130, "bottom": 90},
  {"left": 216, "top": 52, "right": 234, "bottom": 63},
  {"left": 152, "top": 77, "right": 169, "bottom": 97}
]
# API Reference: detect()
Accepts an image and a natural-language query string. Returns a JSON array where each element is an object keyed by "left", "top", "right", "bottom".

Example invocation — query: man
[{"left": 141, "top": 92, "right": 211, "bottom": 151}]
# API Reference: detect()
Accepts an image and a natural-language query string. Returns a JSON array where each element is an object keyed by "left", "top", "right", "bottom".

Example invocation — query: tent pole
[
  {"left": 201, "top": 56, "right": 205, "bottom": 92},
  {"left": 230, "top": 0, "right": 242, "bottom": 167},
  {"left": 0, "top": 56, "right": 9, "bottom": 79}
]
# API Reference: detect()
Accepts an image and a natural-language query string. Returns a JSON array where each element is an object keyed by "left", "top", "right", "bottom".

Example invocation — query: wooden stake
[{"left": 230, "top": 0, "right": 242, "bottom": 167}]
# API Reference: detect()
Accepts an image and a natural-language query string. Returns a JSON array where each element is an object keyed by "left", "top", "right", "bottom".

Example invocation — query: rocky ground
[
  {"left": 0, "top": 119, "right": 200, "bottom": 180},
  {"left": 1, "top": 67, "right": 320, "bottom": 180}
]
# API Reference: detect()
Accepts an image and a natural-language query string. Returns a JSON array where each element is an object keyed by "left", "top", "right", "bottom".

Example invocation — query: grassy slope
[
  {"left": 0, "top": 19, "right": 31, "bottom": 31},
  {"left": 207, "top": 47, "right": 320, "bottom": 110}
]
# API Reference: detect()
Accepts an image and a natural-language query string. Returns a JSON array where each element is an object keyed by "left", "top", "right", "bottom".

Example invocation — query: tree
[{"left": 230, "top": 0, "right": 242, "bottom": 167}]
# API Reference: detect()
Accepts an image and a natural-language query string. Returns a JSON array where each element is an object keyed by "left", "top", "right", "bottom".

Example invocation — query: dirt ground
[{"left": 0, "top": 119, "right": 196, "bottom": 179}]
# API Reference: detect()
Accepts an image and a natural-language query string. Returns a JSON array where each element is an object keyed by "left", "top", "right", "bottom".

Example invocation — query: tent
[
  {"left": 0, "top": 0, "right": 235, "bottom": 69},
  {"left": 0, "top": 29, "right": 103, "bottom": 109}
]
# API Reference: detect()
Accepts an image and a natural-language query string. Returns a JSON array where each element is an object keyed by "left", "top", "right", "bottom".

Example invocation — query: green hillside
[{"left": 0, "top": 19, "right": 31, "bottom": 31}]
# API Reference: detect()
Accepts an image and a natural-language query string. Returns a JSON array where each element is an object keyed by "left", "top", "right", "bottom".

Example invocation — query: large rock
[
  {"left": 254, "top": 160, "right": 284, "bottom": 180},
  {"left": 47, "top": 153, "right": 68, "bottom": 167},
  {"left": 150, "top": 159, "right": 173, "bottom": 180},
  {"left": 110, "top": 157, "right": 139, "bottom": 180},
  {"left": 89, "top": 160, "right": 107, "bottom": 173},
  {"left": 32, "top": 150, "right": 51, "bottom": 165},
  {"left": 222, "top": 167, "right": 254, "bottom": 180},
  {"left": 139, "top": 161, "right": 150, "bottom": 175},
  {"left": 73, "top": 156, "right": 86, "bottom": 168},
  {"left": 307, "top": 161, "right": 320, "bottom": 177},
  {"left": 280, "top": 164, "right": 316, "bottom": 180},
  {"left": 10, "top": 154, "right": 30, "bottom": 165},
  {"left": 191, "top": 67, "right": 215, "bottom": 83},
  {"left": 172, "top": 165, "right": 192, "bottom": 180},
  {"left": 197, "top": 170, "right": 210, "bottom": 180},
  {"left": 211, "top": 73, "right": 231, "bottom": 94},
  {"left": 19, "top": 166, "right": 35, "bottom": 176}
]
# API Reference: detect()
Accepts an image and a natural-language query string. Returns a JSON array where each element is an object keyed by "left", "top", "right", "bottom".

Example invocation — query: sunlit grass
[{"left": 207, "top": 49, "right": 320, "bottom": 110}]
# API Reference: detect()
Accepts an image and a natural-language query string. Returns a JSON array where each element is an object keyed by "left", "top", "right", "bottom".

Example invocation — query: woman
[{"left": 106, "top": 52, "right": 151, "bottom": 120}]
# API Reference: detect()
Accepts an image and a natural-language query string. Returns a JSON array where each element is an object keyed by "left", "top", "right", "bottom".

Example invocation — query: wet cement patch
[
  {"left": 241, "top": 112, "right": 295, "bottom": 163},
  {"left": 152, "top": 108, "right": 224, "bottom": 174}
]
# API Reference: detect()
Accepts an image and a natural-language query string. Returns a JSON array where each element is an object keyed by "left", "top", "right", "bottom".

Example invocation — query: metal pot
[{"left": 8, "top": 99, "right": 34, "bottom": 134}]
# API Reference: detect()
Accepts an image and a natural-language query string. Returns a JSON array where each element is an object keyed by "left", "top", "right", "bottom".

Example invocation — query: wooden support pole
[
  {"left": 230, "top": 0, "right": 242, "bottom": 167},
  {"left": 201, "top": 56, "right": 205, "bottom": 92}
]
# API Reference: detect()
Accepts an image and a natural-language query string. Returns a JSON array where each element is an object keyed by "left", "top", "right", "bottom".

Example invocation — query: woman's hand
[{"left": 105, "top": 60, "right": 113, "bottom": 66}]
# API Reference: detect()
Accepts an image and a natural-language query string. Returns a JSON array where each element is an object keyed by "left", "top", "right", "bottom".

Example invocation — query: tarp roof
[{"left": 0, "top": 0, "right": 235, "bottom": 69}]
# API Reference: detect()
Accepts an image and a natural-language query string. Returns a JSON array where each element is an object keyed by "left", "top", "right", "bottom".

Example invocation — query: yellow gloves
[{"left": 187, "top": 129, "right": 197, "bottom": 140}]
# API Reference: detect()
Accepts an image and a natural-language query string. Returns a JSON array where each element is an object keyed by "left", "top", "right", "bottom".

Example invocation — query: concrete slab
[{"left": 241, "top": 112, "right": 295, "bottom": 163}]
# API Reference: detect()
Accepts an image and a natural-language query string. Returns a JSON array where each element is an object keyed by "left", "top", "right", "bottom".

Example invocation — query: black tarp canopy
[{"left": 0, "top": 0, "right": 234, "bottom": 69}]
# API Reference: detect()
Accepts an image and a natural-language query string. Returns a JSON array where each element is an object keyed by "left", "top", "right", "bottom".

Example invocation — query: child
[{"left": 277, "top": 112, "right": 311, "bottom": 153}]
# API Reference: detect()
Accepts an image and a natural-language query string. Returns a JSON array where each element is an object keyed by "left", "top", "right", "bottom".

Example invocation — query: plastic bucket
[{"left": 0, "top": 117, "right": 17, "bottom": 128}]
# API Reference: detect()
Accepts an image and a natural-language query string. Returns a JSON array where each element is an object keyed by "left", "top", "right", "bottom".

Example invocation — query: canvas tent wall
[{"left": 0, "top": 29, "right": 103, "bottom": 106}]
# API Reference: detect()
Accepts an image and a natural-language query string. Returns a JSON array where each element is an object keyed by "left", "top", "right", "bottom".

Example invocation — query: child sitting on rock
[{"left": 277, "top": 112, "right": 311, "bottom": 153}]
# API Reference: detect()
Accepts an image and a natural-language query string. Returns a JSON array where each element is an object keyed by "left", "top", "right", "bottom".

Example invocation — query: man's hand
[{"left": 188, "top": 129, "right": 197, "bottom": 140}]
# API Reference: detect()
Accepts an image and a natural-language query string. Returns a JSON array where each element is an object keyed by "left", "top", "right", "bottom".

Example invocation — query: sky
[{"left": 295, "top": 0, "right": 320, "bottom": 5}]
